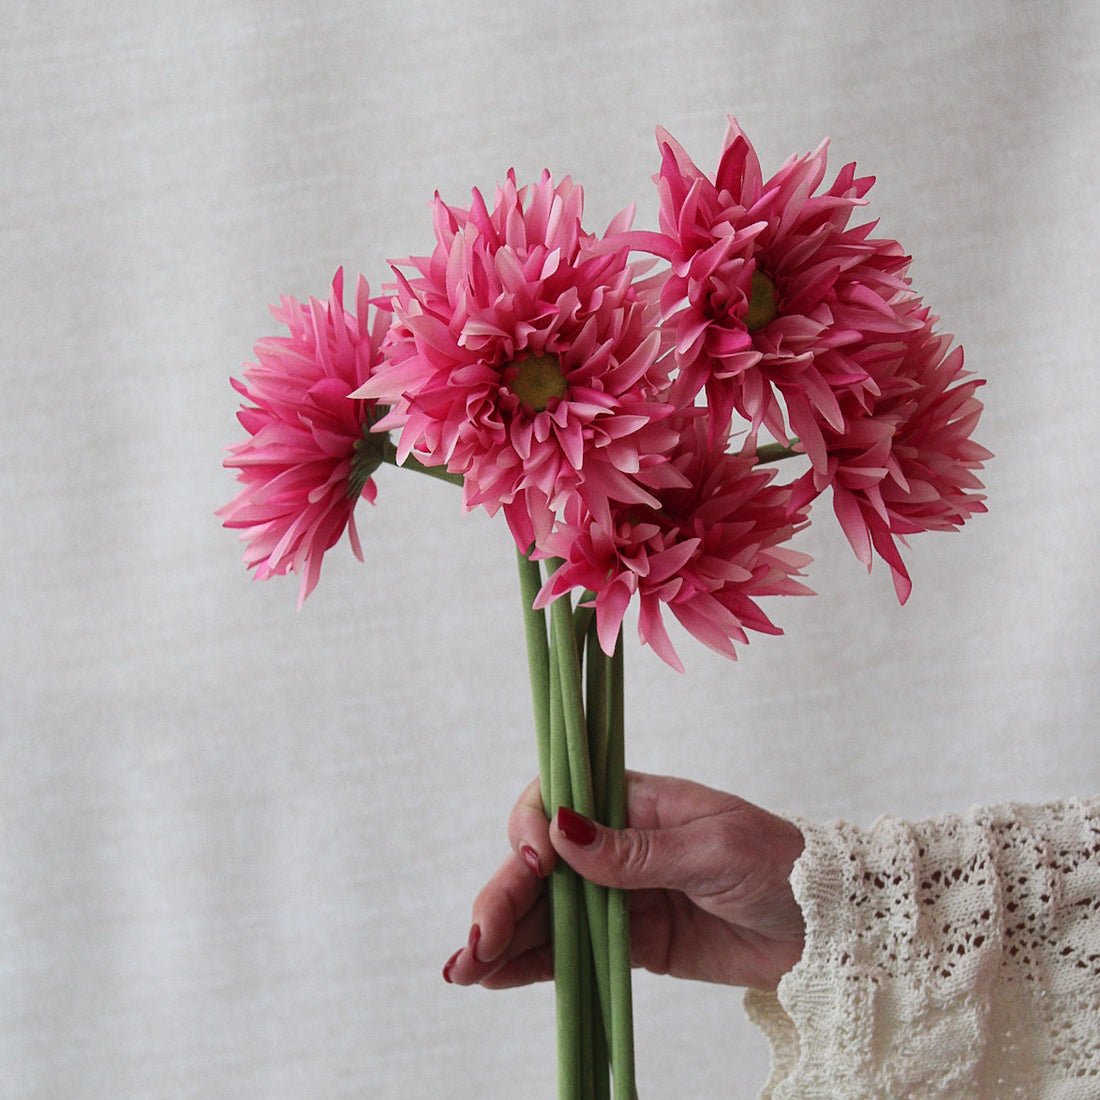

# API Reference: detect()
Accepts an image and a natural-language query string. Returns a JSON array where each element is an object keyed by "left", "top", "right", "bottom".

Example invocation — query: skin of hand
[{"left": 443, "top": 771, "right": 806, "bottom": 992}]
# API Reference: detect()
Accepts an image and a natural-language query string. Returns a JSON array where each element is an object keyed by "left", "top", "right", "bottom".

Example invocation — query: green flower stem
[
  {"left": 548, "top": 580, "right": 616, "bottom": 1071},
  {"left": 571, "top": 590, "right": 597, "bottom": 642},
  {"left": 754, "top": 440, "right": 801, "bottom": 464},
  {"left": 516, "top": 547, "right": 552, "bottom": 811},
  {"left": 605, "top": 635, "right": 636, "bottom": 1100},
  {"left": 515, "top": 553, "right": 634, "bottom": 1097},
  {"left": 547, "top": 573, "right": 596, "bottom": 821},
  {"left": 582, "top": 620, "right": 614, "bottom": 1100},
  {"left": 578, "top": 897, "right": 602, "bottom": 1097},
  {"left": 550, "top": 867, "right": 584, "bottom": 1099},
  {"left": 573, "top": 603, "right": 595, "bottom": 662},
  {"left": 589, "top": 945, "right": 611, "bottom": 1100},
  {"left": 381, "top": 442, "right": 465, "bottom": 487},
  {"left": 584, "top": 617, "right": 610, "bottom": 825},
  {"left": 605, "top": 632, "right": 626, "bottom": 822},
  {"left": 548, "top": 625, "right": 583, "bottom": 1099}
]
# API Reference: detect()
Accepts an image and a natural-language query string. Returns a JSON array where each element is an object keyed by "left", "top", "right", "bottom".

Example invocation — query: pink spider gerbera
[
  {"left": 355, "top": 170, "right": 679, "bottom": 550},
  {"left": 536, "top": 416, "right": 813, "bottom": 672},
  {"left": 629, "top": 120, "right": 920, "bottom": 464},
  {"left": 218, "top": 269, "right": 390, "bottom": 606},
  {"left": 790, "top": 304, "right": 991, "bottom": 602}
]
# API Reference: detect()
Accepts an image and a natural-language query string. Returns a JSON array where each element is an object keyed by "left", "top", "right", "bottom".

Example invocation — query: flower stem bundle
[{"left": 519, "top": 547, "right": 635, "bottom": 1098}]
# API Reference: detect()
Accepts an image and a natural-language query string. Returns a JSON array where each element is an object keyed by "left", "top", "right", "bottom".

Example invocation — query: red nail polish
[
  {"left": 556, "top": 806, "right": 598, "bottom": 846},
  {"left": 520, "top": 844, "right": 543, "bottom": 877},
  {"left": 467, "top": 923, "right": 481, "bottom": 961},
  {"left": 442, "top": 947, "right": 462, "bottom": 984}
]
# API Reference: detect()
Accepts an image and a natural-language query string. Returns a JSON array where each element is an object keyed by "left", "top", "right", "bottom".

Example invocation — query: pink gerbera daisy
[
  {"left": 790, "top": 304, "right": 991, "bottom": 602},
  {"left": 218, "top": 269, "right": 390, "bottom": 606},
  {"left": 355, "top": 170, "right": 679, "bottom": 550},
  {"left": 629, "top": 120, "right": 919, "bottom": 464},
  {"left": 536, "top": 416, "right": 813, "bottom": 672}
]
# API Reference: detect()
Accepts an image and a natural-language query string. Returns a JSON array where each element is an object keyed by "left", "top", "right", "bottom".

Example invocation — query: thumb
[{"left": 550, "top": 805, "right": 729, "bottom": 896}]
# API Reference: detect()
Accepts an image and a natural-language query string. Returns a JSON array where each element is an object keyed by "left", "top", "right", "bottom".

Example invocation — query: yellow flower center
[
  {"left": 509, "top": 353, "right": 569, "bottom": 412},
  {"left": 745, "top": 268, "right": 779, "bottom": 332}
]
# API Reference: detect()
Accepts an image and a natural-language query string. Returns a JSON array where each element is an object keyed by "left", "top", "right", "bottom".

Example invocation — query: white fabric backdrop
[{"left": 2, "top": 2, "right": 1097, "bottom": 1096}]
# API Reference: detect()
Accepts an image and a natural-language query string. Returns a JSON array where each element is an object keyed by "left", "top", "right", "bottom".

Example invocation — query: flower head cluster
[
  {"left": 624, "top": 120, "right": 988, "bottom": 604},
  {"left": 218, "top": 270, "right": 389, "bottom": 606},
  {"left": 221, "top": 122, "right": 989, "bottom": 666},
  {"left": 356, "top": 171, "right": 678, "bottom": 549}
]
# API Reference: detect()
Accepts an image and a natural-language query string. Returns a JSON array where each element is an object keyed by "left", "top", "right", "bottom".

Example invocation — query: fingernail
[
  {"left": 520, "top": 844, "right": 544, "bottom": 877},
  {"left": 555, "top": 806, "right": 598, "bottom": 847},
  {"left": 442, "top": 947, "right": 462, "bottom": 984},
  {"left": 467, "top": 922, "right": 481, "bottom": 961}
]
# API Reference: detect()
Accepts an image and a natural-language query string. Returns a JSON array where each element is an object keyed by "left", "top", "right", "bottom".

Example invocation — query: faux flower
[
  {"left": 629, "top": 120, "right": 919, "bottom": 464},
  {"left": 789, "top": 304, "right": 991, "bottom": 602},
  {"left": 218, "top": 269, "right": 390, "bottom": 606},
  {"left": 536, "top": 416, "right": 813, "bottom": 672},
  {"left": 355, "top": 170, "right": 678, "bottom": 550}
]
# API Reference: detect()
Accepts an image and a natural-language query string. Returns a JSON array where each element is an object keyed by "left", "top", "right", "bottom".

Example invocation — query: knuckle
[{"left": 614, "top": 828, "right": 654, "bottom": 884}]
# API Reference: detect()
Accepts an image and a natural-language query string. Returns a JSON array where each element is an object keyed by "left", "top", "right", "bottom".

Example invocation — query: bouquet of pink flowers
[{"left": 219, "top": 119, "right": 989, "bottom": 1098}]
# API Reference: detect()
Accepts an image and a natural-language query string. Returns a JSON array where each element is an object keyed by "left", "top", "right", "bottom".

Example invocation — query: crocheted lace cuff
[{"left": 744, "top": 798, "right": 1100, "bottom": 1099}]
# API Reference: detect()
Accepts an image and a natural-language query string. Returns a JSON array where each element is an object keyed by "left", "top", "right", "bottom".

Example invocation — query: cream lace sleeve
[{"left": 743, "top": 798, "right": 1100, "bottom": 1099}]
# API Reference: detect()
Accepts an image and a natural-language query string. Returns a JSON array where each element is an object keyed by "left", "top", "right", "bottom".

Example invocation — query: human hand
[{"left": 443, "top": 771, "right": 805, "bottom": 992}]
